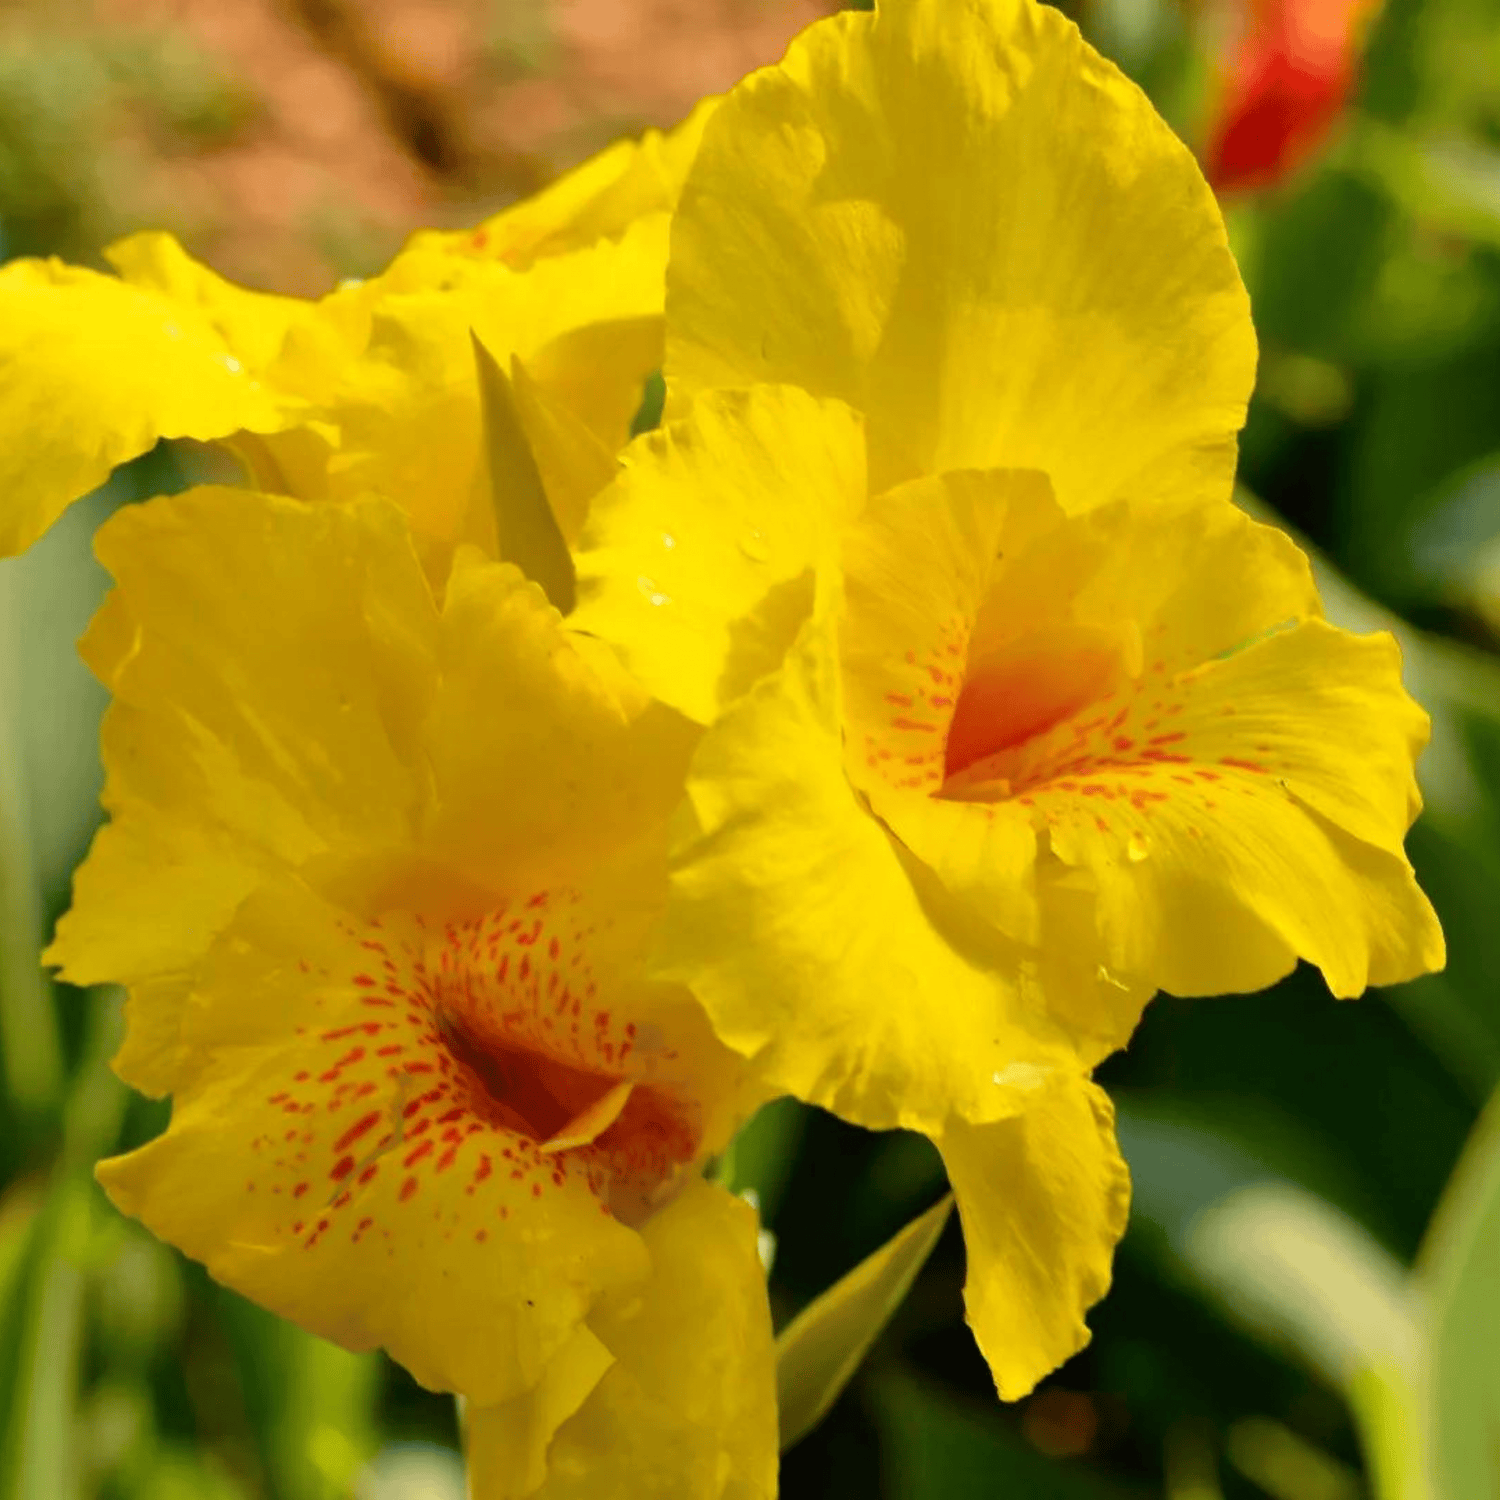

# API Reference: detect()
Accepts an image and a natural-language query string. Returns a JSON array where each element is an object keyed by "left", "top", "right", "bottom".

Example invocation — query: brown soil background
[{"left": 0, "top": 0, "right": 833, "bottom": 292}]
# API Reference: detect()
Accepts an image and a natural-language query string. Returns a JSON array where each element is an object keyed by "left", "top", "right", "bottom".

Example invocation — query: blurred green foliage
[
  {"left": 8, "top": 0, "right": 1500, "bottom": 1494},
  {"left": 0, "top": 31, "right": 254, "bottom": 264}
]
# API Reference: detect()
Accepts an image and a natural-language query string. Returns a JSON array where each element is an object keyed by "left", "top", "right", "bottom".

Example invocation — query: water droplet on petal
[
  {"left": 992, "top": 1062, "right": 1049, "bottom": 1089},
  {"left": 660, "top": 532, "right": 677, "bottom": 550},
  {"left": 1126, "top": 833, "right": 1150, "bottom": 863},
  {"left": 738, "top": 528, "right": 770, "bottom": 562},
  {"left": 637, "top": 576, "right": 670, "bottom": 608},
  {"left": 218, "top": 353, "right": 244, "bottom": 375}
]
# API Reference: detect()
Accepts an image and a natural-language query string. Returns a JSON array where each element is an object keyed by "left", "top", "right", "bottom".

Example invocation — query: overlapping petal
[
  {"left": 425, "top": 547, "right": 698, "bottom": 896},
  {"left": 231, "top": 217, "right": 672, "bottom": 554},
  {"left": 581, "top": 376, "right": 1440, "bottom": 1071},
  {"left": 404, "top": 97, "right": 717, "bottom": 271},
  {"left": 573, "top": 384, "right": 865, "bottom": 724},
  {"left": 469, "top": 1180, "right": 776, "bottom": 1500},
  {"left": 0, "top": 251, "right": 295, "bottom": 555},
  {"left": 653, "top": 603, "right": 1139, "bottom": 1138},
  {"left": 666, "top": 0, "right": 1256, "bottom": 502}
]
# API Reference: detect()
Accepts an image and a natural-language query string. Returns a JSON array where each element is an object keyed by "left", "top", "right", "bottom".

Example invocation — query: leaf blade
[
  {"left": 776, "top": 1194, "right": 952, "bottom": 1451},
  {"left": 472, "top": 334, "right": 575, "bottom": 614}
]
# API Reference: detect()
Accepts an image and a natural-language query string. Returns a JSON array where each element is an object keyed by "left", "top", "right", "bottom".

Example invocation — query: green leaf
[
  {"left": 0, "top": 565, "right": 63, "bottom": 1129},
  {"left": 1183, "top": 1184, "right": 1428, "bottom": 1500},
  {"left": 217, "top": 1292, "right": 380, "bottom": 1500},
  {"left": 1118, "top": 1098, "right": 1429, "bottom": 1500},
  {"left": 776, "top": 1194, "right": 952, "bottom": 1451},
  {"left": 1224, "top": 1417, "right": 1361, "bottom": 1500},
  {"left": 1418, "top": 1083, "right": 1500, "bottom": 1500},
  {"left": 628, "top": 369, "right": 666, "bottom": 437},
  {"left": 473, "top": 334, "right": 576, "bottom": 614}
]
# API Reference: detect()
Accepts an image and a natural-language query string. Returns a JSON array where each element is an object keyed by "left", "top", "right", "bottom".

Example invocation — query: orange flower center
[
  {"left": 266, "top": 891, "right": 702, "bottom": 1249},
  {"left": 941, "top": 624, "right": 1137, "bottom": 797},
  {"left": 417, "top": 896, "right": 701, "bottom": 1222}
]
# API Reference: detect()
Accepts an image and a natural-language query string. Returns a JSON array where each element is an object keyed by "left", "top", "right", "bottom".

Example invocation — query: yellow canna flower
[
  {"left": 0, "top": 104, "right": 710, "bottom": 562},
  {"left": 48, "top": 487, "right": 774, "bottom": 1498},
  {"left": 571, "top": 0, "right": 1445, "bottom": 1400}
]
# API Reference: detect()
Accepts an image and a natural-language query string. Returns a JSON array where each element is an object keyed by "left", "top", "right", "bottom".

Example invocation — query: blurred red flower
[{"left": 1205, "top": 0, "right": 1375, "bottom": 191}]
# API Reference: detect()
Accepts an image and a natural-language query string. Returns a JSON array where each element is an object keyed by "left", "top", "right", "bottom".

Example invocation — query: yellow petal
[
  {"left": 96, "top": 880, "right": 652, "bottom": 1406},
  {"left": 47, "top": 488, "right": 437, "bottom": 1002},
  {"left": 467, "top": 1178, "right": 776, "bottom": 1500},
  {"left": 408, "top": 98, "right": 718, "bottom": 271},
  {"left": 842, "top": 470, "right": 1044, "bottom": 796},
  {"left": 541, "top": 1082, "right": 636, "bottom": 1155},
  {"left": 109, "top": 974, "right": 196, "bottom": 1100},
  {"left": 421, "top": 547, "right": 699, "bottom": 898},
  {"left": 0, "top": 255, "right": 289, "bottom": 555},
  {"left": 655, "top": 604, "right": 1113, "bottom": 1137},
  {"left": 1025, "top": 621, "right": 1444, "bottom": 998},
  {"left": 667, "top": 0, "right": 1254, "bottom": 500},
  {"left": 524, "top": 313, "right": 664, "bottom": 462},
  {"left": 466, "top": 1324, "right": 617, "bottom": 1498},
  {"left": 573, "top": 385, "right": 866, "bottom": 724},
  {"left": 936, "top": 1073, "right": 1129, "bottom": 1401},
  {"left": 104, "top": 230, "right": 310, "bottom": 369},
  {"left": 456, "top": 213, "right": 671, "bottom": 458}
]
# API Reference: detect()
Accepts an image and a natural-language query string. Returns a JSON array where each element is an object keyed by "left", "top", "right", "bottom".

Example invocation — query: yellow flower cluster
[{"left": 0, "top": 0, "right": 1442, "bottom": 1493}]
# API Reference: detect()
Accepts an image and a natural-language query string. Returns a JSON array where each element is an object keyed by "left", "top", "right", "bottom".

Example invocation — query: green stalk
[
  {"left": 0, "top": 555, "right": 62, "bottom": 1127},
  {"left": 0, "top": 991, "right": 127, "bottom": 1500}
]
